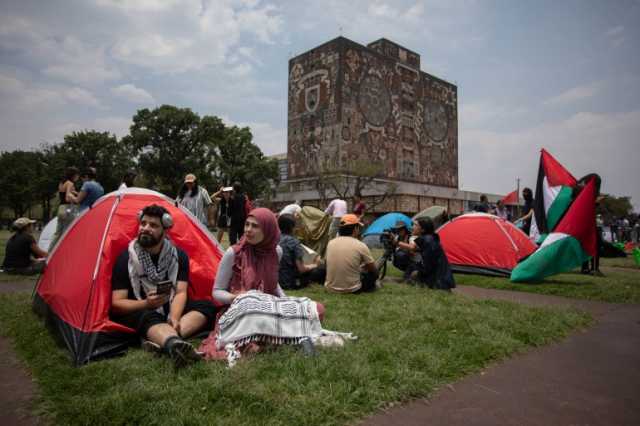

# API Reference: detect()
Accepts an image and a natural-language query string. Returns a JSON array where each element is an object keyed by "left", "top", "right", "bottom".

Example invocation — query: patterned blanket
[{"left": 216, "top": 291, "right": 323, "bottom": 349}]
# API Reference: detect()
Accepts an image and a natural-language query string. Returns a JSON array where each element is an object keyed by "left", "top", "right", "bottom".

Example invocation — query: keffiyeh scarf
[{"left": 127, "top": 239, "right": 179, "bottom": 313}]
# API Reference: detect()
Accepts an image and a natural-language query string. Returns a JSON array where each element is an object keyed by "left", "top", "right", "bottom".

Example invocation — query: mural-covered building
[
  {"left": 275, "top": 37, "right": 493, "bottom": 215},
  {"left": 287, "top": 36, "right": 457, "bottom": 188}
]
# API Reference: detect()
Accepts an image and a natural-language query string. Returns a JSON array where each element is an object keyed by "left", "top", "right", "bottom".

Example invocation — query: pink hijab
[{"left": 229, "top": 208, "right": 281, "bottom": 295}]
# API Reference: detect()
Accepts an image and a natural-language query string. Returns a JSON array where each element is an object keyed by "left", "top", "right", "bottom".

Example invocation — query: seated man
[
  {"left": 277, "top": 214, "right": 326, "bottom": 289},
  {"left": 325, "top": 214, "right": 379, "bottom": 293},
  {"left": 1, "top": 217, "right": 47, "bottom": 275},
  {"left": 110, "top": 204, "right": 216, "bottom": 368}
]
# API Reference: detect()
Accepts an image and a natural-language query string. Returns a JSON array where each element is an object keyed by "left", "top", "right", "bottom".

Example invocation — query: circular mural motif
[
  {"left": 358, "top": 75, "right": 391, "bottom": 127},
  {"left": 423, "top": 99, "right": 449, "bottom": 142}
]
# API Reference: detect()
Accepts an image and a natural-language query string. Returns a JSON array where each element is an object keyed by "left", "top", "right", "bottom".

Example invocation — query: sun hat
[
  {"left": 184, "top": 174, "right": 196, "bottom": 183},
  {"left": 339, "top": 214, "right": 363, "bottom": 227},
  {"left": 13, "top": 217, "right": 36, "bottom": 229}
]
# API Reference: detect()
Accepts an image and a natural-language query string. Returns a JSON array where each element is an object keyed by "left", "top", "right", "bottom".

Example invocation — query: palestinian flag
[
  {"left": 529, "top": 149, "right": 577, "bottom": 242},
  {"left": 501, "top": 190, "right": 519, "bottom": 206},
  {"left": 511, "top": 176, "right": 597, "bottom": 282}
]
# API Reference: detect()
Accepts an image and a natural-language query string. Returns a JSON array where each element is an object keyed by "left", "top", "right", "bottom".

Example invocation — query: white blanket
[{"left": 216, "top": 291, "right": 323, "bottom": 349}]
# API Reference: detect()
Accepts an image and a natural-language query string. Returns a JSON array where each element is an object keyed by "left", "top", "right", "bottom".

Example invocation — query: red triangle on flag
[
  {"left": 541, "top": 149, "right": 577, "bottom": 188},
  {"left": 554, "top": 176, "right": 597, "bottom": 257}
]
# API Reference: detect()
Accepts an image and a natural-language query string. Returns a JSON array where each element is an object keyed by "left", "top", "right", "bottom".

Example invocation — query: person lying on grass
[
  {"left": 199, "top": 207, "right": 325, "bottom": 359},
  {"left": 392, "top": 217, "right": 455, "bottom": 291},
  {"left": 110, "top": 204, "right": 217, "bottom": 369}
]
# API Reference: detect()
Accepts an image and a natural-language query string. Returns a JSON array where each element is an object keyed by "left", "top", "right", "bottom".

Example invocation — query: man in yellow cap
[
  {"left": 324, "top": 214, "right": 379, "bottom": 293},
  {"left": 1, "top": 218, "right": 48, "bottom": 275}
]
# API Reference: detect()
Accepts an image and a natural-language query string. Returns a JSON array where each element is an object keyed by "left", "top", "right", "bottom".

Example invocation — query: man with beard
[{"left": 110, "top": 204, "right": 216, "bottom": 368}]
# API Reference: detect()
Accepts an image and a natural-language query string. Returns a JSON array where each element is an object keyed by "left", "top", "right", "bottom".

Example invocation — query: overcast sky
[{"left": 1, "top": 0, "right": 639, "bottom": 210}]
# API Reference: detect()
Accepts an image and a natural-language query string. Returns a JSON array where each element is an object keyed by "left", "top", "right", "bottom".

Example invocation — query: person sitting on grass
[
  {"left": 324, "top": 214, "right": 379, "bottom": 293},
  {"left": 277, "top": 213, "right": 325, "bottom": 289},
  {"left": 110, "top": 204, "right": 217, "bottom": 369},
  {"left": 389, "top": 221, "right": 420, "bottom": 282},
  {"left": 1, "top": 217, "right": 47, "bottom": 275},
  {"left": 393, "top": 217, "right": 455, "bottom": 291},
  {"left": 198, "top": 208, "right": 326, "bottom": 359}
]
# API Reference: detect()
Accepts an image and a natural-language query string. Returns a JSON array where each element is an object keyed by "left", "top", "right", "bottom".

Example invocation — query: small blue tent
[{"left": 363, "top": 212, "right": 413, "bottom": 237}]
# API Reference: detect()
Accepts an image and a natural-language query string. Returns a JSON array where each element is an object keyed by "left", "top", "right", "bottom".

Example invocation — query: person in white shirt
[{"left": 325, "top": 198, "right": 347, "bottom": 239}]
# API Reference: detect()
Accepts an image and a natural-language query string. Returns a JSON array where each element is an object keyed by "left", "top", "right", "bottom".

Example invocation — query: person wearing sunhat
[
  {"left": 1, "top": 218, "right": 48, "bottom": 275},
  {"left": 176, "top": 173, "right": 214, "bottom": 228},
  {"left": 324, "top": 214, "right": 379, "bottom": 293}
]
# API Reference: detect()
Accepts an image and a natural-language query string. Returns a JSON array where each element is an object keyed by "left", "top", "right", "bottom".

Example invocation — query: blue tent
[{"left": 363, "top": 212, "right": 413, "bottom": 237}]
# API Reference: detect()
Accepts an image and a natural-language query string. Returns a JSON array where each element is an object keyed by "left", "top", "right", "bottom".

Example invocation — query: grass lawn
[
  {"left": 452, "top": 256, "right": 640, "bottom": 304},
  {"left": 375, "top": 248, "right": 640, "bottom": 304},
  {"left": 0, "top": 284, "right": 590, "bottom": 426}
]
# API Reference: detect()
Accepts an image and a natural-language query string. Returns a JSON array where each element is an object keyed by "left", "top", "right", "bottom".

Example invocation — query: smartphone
[{"left": 155, "top": 280, "right": 173, "bottom": 295}]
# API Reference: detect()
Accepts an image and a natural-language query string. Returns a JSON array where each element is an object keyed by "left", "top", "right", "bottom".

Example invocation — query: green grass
[
  {"left": 0, "top": 284, "right": 590, "bottom": 426},
  {"left": 373, "top": 248, "right": 640, "bottom": 304}
]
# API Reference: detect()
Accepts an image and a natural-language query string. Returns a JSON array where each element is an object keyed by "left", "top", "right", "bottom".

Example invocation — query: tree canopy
[{"left": 0, "top": 105, "right": 279, "bottom": 220}]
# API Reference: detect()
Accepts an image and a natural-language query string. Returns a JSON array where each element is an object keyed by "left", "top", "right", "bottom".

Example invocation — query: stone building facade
[{"left": 287, "top": 37, "right": 458, "bottom": 188}]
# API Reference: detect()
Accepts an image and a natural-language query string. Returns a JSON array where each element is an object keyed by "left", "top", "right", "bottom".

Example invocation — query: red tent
[
  {"left": 437, "top": 213, "right": 537, "bottom": 276},
  {"left": 33, "top": 188, "right": 224, "bottom": 365}
]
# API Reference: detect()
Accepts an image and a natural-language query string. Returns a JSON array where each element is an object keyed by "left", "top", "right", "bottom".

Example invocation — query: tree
[
  {"left": 211, "top": 125, "right": 279, "bottom": 199},
  {"left": 312, "top": 146, "right": 397, "bottom": 209},
  {"left": 0, "top": 150, "right": 42, "bottom": 218},
  {"left": 124, "top": 105, "right": 224, "bottom": 195},
  {"left": 50, "top": 130, "right": 135, "bottom": 192},
  {"left": 597, "top": 194, "right": 634, "bottom": 221}
]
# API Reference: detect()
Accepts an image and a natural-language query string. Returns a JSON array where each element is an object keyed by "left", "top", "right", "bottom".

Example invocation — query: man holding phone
[{"left": 110, "top": 204, "right": 216, "bottom": 368}]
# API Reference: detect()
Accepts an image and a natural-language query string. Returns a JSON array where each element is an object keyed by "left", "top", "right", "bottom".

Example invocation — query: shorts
[{"left": 112, "top": 299, "right": 217, "bottom": 338}]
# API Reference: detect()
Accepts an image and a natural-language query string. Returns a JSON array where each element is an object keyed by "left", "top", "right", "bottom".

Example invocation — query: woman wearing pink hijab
[{"left": 199, "top": 208, "right": 324, "bottom": 359}]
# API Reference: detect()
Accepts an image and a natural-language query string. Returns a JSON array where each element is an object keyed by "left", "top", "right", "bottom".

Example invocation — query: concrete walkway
[{"left": 363, "top": 285, "right": 640, "bottom": 426}]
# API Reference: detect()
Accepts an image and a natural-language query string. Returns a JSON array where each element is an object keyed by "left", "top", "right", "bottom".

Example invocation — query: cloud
[
  {"left": 605, "top": 25, "right": 624, "bottom": 37},
  {"left": 64, "top": 87, "right": 103, "bottom": 108},
  {"left": 106, "top": 0, "right": 284, "bottom": 73},
  {"left": 222, "top": 116, "right": 286, "bottom": 156},
  {"left": 53, "top": 116, "right": 131, "bottom": 139},
  {"left": 543, "top": 83, "right": 600, "bottom": 106},
  {"left": 111, "top": 84, "right": 155, "bottom": 104},
  {"left": 0, "top": 15, "right": 120, "bottom": 85},
  {"left": 460, "top": 100, "right": 529, "bottom": 129},
  {"left": 460, "top": 109, "right": 640, "bottom": 210}
]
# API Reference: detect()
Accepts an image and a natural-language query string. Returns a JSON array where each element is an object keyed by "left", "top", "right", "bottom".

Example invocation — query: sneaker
[
  {"left": 168, "top": 340, "right": 201, "bottom": 369},
  {"left": 141, "top": 339, "right": 162, "bottom": 356}
]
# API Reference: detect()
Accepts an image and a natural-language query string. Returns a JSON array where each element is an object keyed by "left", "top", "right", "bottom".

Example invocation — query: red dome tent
[
  {"left": 33, "top": 188, "right": 224, "bottom": 365},
  {"left": 437, "top": 213, "right": 537, "bottom": 276}
]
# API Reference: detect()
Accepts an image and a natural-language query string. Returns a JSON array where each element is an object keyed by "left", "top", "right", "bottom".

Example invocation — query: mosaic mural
[{"left": 287, "top": 37, "right": 458, "bottom": 188}]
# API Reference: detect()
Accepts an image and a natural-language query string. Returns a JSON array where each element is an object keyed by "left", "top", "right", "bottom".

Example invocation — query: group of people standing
[{"left": 175, "top": 175, "right": 249, "bottom": 245}]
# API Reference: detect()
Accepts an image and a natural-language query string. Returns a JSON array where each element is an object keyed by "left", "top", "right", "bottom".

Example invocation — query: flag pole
[{"left": 516, "top": 177, "right": 521, "bottom": 218}]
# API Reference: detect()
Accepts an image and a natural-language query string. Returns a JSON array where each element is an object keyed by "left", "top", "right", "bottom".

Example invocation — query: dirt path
[
  {"left": 362, "top": 285, "right": 640, "bottom": 426},
  {"left": 0, "top": 278, "right": 42, "bottom": 425}
]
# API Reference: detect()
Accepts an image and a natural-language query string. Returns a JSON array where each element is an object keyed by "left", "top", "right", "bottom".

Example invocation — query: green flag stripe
[
  {"left": 546, "top": 185, "right": 573, "bottom": 231},
  {"left": 511, "top": 234, "right": 589, "bottom": 282}
]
